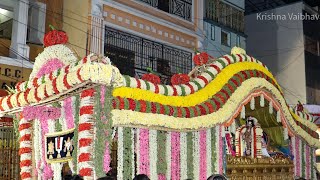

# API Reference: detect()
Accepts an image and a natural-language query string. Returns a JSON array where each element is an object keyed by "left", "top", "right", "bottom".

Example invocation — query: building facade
[
  {"left": 62, "top": 0, "right": 246, "bottom": 84},
  {"left": 203, "top": 0, "right": 246, "bottom": 58},
  {"left": 0, "top": 0, "right": 65, "bottom": 90},
  {"left": 245, "top": 0, "right": 320, "bottom": 105}
]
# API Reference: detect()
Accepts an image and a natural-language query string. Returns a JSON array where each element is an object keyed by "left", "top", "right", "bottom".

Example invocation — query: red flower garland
[
  {"left": 171, "top": 73, "right": 190, "bottom": 85},
  {"left": 141, "top": 73, "right": 161, "bottom": 84},
  {"left": 44, "top": 29, "right": 68, "bottom": 47},
  {"left": 193, "top": 52, "right": 210, "bottom": 66}
]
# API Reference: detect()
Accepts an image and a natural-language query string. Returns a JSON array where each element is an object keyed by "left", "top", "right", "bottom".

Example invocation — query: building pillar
[
  {"left": 89, "top": 0, "right": 104, "bottom": 54},
  {"left": 10, "top": 0, "right": 30, "bottom": 60}
]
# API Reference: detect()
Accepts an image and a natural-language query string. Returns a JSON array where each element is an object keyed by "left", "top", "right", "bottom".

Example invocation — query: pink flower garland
[
  {"left": 36, "top": 58, "right": 65, "bottom": 78},
  {"left": 23, "top": 106, "right": 61, "bottom": 180},
  {"left": 158, "top": 174, "right": 166, "bottom": 180},
  {"left": 103, "top": 141, "right": 111, "bottom": 173},
  {"left": 199, "top": 130, "right": 207, "bottom": 180},
  {"left": 100, "top": 86, "right": 106, "bottom": 109},
  {"left": 139, "top": 129, "right": 150, "bottom": 176},
  {"left": 63, "top": 97, "right": 74, "bottom": 129},
  {"left": 171, "top": 132, "right": 180, "bottom": 180}
]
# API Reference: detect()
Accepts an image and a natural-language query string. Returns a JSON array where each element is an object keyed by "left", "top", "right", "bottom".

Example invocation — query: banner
[{"left": 45, "top": 128, "right": 75, "bottom": 163}]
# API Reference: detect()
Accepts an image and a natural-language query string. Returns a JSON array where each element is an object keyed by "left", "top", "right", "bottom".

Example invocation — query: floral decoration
[
  {"left": 171, "top": 73, "right": 190, "bottom": 85},
  {"left": 141, "top": 73, "right": 161, "bottom": 84},
  {"left": 193, "top": 52, "right": 210, "bottom": 66},
  {"left": 44, "top": 25, "right": 68, "bottom": 47}
]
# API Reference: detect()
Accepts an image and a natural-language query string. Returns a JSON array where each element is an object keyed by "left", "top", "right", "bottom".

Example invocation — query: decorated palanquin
[{"left": 0, "top": 32, "right": 319, "bottom": 180}]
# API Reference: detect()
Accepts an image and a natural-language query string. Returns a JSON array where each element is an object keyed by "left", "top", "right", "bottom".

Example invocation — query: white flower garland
[
  {"left": 250, "top": 97, "right": 255, "bottom": 110},
  {"left": 260, "top": 94, "right": 265, "bottom": 107},
  {"left": 131, "top": 129, "right": 135, "bottom": 180},
  {"left": 136, "top": 128, "right": 140, "bottom": 175},
  {"left": 241, "top": 105, "right": 245, "bottom": 119},
  {"left": 166, "top": 132, "right": 171, "bottom": 180},
  {"left": 180, "top": 132, "right": 187, "bottom": 180},
  {"left": 117, "top": 127, "right": 124, "bottom": 180},
  {"left": 33, "top": 119, "right": 41, "bottom": 179},
  {"left": 149, "top": 130, "right": 157, "bottom": 180},
  {"left": 30, "top": 44, "right": 79, "bottom": 80}
]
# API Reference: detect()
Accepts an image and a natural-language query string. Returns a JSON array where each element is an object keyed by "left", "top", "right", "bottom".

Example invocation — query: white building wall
[
  {"left": 203, "top": 22, "right": 246, "bottom": 58},
  {"left": 245, "top": 2, "right": 306, "bottom": 105}
]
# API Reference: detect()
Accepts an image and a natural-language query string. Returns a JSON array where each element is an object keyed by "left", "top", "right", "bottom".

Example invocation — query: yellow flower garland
[
  {"left": 113, "top": 62, "right": 280, "bottom": 107},
  {"left": 112, "top": 78, "right": 320, "bottom": 147}
]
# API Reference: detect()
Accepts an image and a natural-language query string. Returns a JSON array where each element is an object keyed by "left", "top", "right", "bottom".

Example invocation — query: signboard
[
  {"left": 0, "top": 63, "right": 32, "bottom": 90},
  {"left": 45, "top": 128, "right": 75, "bottom": 163}
]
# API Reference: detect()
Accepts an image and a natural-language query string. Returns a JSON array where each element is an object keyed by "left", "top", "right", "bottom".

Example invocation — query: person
[
  {"left": 97, "top": 177, "right": 116, "bottom": 180},
  {"left": 207, "top": 174, "right": 228, "bottom": 180},
  {"left": 133, "top": 174, "right": 150, "bottom": 180}
]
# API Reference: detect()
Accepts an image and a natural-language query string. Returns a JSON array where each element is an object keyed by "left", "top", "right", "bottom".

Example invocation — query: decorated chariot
[{"left": 0, "top": 31, "right": 319, "bottom": 180}]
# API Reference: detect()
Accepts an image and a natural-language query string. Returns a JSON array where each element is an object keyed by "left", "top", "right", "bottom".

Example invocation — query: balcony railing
[
  {"left": 104, "top": 26, "right": 192, "bottom": 84},
  {"left": 137, "top": 0, "right": 192, "bottom": 21},
  {"left": 205, "top": 0, "right": 244, "bottom": 33}
]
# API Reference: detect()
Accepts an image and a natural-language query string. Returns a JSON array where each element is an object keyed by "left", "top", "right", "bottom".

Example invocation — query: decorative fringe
[
  {"left": 269, "top": 101, "right": 273, "bottom": 114},
  {"left": 221, "top": 127, "right": 225, "bottom": 138},
  {"left": 250, "top": 97, "right": 255, "bottom": 110},
  {"left": 277, "top": 111, "right": 281, "bottom": 123},
  {"left": 260, "top": 94, "right": 265, "bottom": 107},
  {"left": 283, "top": 127, "right": 288, "bottom": 140},
  {"left": 241, "top": 106, "right": 245, "bottom": 119}
]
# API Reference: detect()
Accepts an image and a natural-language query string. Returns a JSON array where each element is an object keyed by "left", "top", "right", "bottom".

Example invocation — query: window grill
[
  {"left": 104, "top": 26, "right": 192, "bottom": 84},
  {"left": 137, "top": 0, "right": 192, "bottom": 21},
  {"left": 204, "top": 0, "right": 244, "bottom": 33}
]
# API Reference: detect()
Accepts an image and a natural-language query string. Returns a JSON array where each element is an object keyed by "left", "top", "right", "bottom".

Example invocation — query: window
[
  {"left": 104, "top": 26, "right": 192, "bottom": 84},
  {"left": 205, "top": 0, "right": 244, "bottom": 33},
  {"left": 27, "top": 2, "right": 46, "bottom": 44},
  {"left": 305, "top": 35, "right": 319, "bottom": 56},
  {"left": 221, "top": 30, "right": 230, "bottom": 47},
  {"left": 211, "top": 25, "right": 215, "bottom": 40},
  {"left": 137, "top": 0, "right": 192, "bottom": 21},
  {"left": 236, "top": 35, "right": 241, "bottom": 47}
]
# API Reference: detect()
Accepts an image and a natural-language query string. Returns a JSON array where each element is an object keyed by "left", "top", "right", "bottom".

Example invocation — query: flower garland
[
  {"left": 206, "top": 129, "right": 212, "bottom": 178},
  {"left": 186, "top": 132, "right": 194, "bottom": 179},
  {"left": 72, "top": 95, "right": 80, "bottom": 174},
  {"left": 166, "top": 132, "right": 171, "bottom": 180},
  {"left": 123, "top": 127, "right": 133, "bottom": 179},
  {"left": 114, "top": 62, "right": 278, "bottom": 105},
  {"left": 77, "top": 89, "right": 95, "bottom": 178},
  {"left": 139, "top": 128, "right": 150, "bottom": 176},
  {"left": 157, "top": 131, "right": 167, "bottom": 177},
  {"left": 112, "top": 78, "right": 320, "bottom": 147},
  {"left": 102, "top": 86, "right": 114, "bottom": 174},
  {"left": 33, "top": 119, "right": 41, "bottom": 179},
  {"left": 93, "top": 86, "right": 106, "bottom": 178},
  {"left": 193, "top": 131, "right": 200, "bottom": 180},
  {"left": 121, "top": 54, "right": 272, "bottom": 95},
  {"left": 149, "top": 130, "right": 157, "bottom": 180},
  {"left": 199, "top": 130, "right": 207, "bottom": 180},
  {"left": 18, "top": 115, "right": 32, "bottom": 180},
  {"left": 180, "top": 132, "right": 187, "bottom": 180},
  {"left": 171, "top": 132, "right": 180, "bottom": 180},
  {"left": 29, "top": 44, "right": 78, "bottom": 80},
  {"left": 117, "top": 127, "right": 124, "bottom": 180}
]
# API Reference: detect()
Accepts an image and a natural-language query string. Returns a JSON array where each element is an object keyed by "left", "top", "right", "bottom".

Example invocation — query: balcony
[
  {"left": 205, "top": 0, "right": 244, "bottom": 33},
  {"left": 137, "top": 0, "right": 192, "bottom": 21},
  {"left": 104, "top": 26, "right": 192, "bottom": 84}
]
